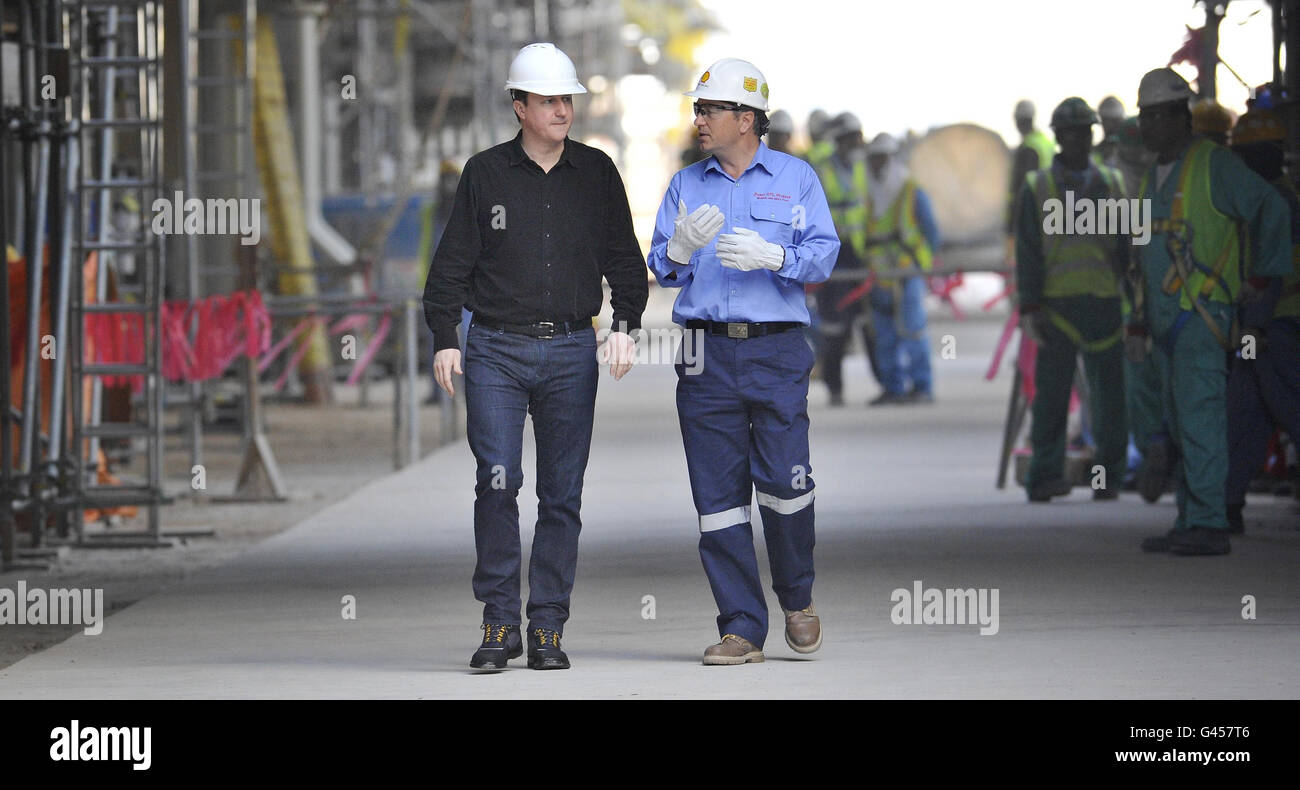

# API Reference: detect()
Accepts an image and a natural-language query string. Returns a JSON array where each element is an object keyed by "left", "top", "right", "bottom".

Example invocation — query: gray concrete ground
[{"left": 1, "top": 307, "right": 1297, "bottom": 699}]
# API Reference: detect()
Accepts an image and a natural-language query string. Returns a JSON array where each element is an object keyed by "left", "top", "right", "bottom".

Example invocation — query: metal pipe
[
  {"left": 295, "top": 3, "right": 355, "bottom": 266},
  {"left": 0, "top": 0, "right": 13, "bottom": 566},
  {"left": 45, "top": 123, "right": 78, "bottom": 471},
  {"left": 179, "top": 0, "right": 204, "bottom": 479},
  {"left": 19, "top": 125, "right": 51, "bottom": 480},
  {"left": 87, "top": 4, "right": 120, "bottom": 467}
]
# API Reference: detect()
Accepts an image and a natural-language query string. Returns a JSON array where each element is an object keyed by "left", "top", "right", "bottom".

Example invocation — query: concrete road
[{"left": 1, "top": 316, "right": 1297, "bottom": 699}]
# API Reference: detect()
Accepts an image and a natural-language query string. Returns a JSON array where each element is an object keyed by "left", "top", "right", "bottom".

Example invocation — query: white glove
[
  {"left": 717, "top": 227, "right": 785, "bottom": 272},
  {"left": 667, "top": 200, "right": 724, "bottom": 265}
]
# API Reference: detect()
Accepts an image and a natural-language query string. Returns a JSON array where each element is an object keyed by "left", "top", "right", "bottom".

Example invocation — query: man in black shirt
[{"left": 422, "top": 43, "right": 647, "bottom": 671}]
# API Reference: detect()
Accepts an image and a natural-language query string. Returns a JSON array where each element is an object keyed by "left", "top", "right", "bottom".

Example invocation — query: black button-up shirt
[{"left": 422, "top": 132, "right": 648, "bottom": 352}]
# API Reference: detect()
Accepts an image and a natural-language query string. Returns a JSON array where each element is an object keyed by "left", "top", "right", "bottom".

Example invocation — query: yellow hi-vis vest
[
  {"left": 1025, "top": 166, "right": 1126, "bottom": 299},
  {"left": 1141, "top": 137, "right": 1244, "bottom": 311},
  {"left": 816, "top": 157, "right": 868, "bottom": 254},
  {"left": 1024, "top": 128, "right": 1056, "bottom": 169},
  {"left": 863, "top": 180, "right": 933, "bottom": 277},
  {"left": 805, "top": 139, "right": 833, "bottom": 169}
]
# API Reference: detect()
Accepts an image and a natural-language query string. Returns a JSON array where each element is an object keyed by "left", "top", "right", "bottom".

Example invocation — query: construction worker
[
  {"left": 423, "top": 43, "right": 648, "bottom": 669},
  {"left": 804, "top": 108, "right": 833, "bottom": 167},
  {"left": 862, "top": 132, "right": 941, "bottom": 405},
  {"left": 1006, "top": 99, "right": 1056, "bottom": 238},
  {"left": 1095, "top": 95, "right": 1126, "bottom": 165},
  {"left": 647, "top": 57, "right": 839, "bottom": 665},
  {"left": 1106, "top": 117, "right": 1169, "bottom": 502},
  {"left": 1225, "top": 107, "right": 1300, "bottom": 533},
  {"left": 812, "top": 112, "right": 875, "bottom": 405},
  {"left": 1191, "top": 98, "right": 1234, "bottom": 146},
  {"left": 1131, "top": 68, "right": 1290, "bottom": 556},
  {"left": 1015, "top": 97, "right": 1129, "bottom": 502},
  {"left": 767, "top": 109, "right": 795, "bottom": 153}
]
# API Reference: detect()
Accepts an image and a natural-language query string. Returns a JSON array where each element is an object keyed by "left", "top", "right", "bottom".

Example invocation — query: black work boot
[
  {"left": 1169, "top": 527, "right": 1231, "bottom": 556},
  {"left": 470, "top": 624, "right": 522, "bottom": 670},
  {"left": 1141, "top": 528, "right": 1180, "bottom": 553},
  {"left": 1028, "top": 478, "right": 1072, "bottom": 503},
  {"left": 527, "top": 627, "right": 570, "bottom": 670}
]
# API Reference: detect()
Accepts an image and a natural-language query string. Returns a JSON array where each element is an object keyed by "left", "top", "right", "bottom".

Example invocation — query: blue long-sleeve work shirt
[{"left": 647, "top": 141, "right": 840, "bottom": 324}]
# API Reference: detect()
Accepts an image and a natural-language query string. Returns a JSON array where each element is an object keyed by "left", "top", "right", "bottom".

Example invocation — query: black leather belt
[
  {"left": 472, "top": 317, "right": 591, "bottom": 339},
  {"left": 685, "top": 319, "right": 802, "bottom": 339}
]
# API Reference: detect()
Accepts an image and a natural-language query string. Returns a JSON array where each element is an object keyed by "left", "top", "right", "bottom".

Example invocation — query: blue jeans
[
  {"left": 869, "top": 275, "right": 933, "bottom": 395},
  {"left": 463, "top": 322, "right": 599, "bottom": 634}
]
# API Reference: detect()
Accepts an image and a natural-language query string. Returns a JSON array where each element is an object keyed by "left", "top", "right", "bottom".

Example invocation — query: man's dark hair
[
  {"left": 749, "top": 108, "right": 770, "bottom": 138},
  {"left": 511, "top": 89, "right": 528, "bottom": 125}
]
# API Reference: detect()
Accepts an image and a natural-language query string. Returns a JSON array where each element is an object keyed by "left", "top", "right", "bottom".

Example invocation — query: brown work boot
[
  {"left": 784, "top": 603, "right": 822, "bottom": 654},
  {"left": 702, "top": 634, "right": 764, "bottom": 666}
]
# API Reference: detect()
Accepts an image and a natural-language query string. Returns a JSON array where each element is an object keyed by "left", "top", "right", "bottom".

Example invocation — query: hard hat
[
  {"left": 1231, "top": 108, "right": 1285, "bottom": 146},
  {"left": 1050, "top": 97, "right": 1098, "bottom": 129},
  {"left": 768, "top": 109, "right": 794, "bottom": 135},
  {"left": 504, "top": 43, "right": 586, "bottom": 95},
  {"left": 1013, "top": 99, "right": 1035, "bottom": 121},
  {"left": 1098, "top": 95, "right": 1125, "bottom": 121},
  {"left": 1136, "top": 67, "right": 1193, "bottom": 109},
  {"left": 866, "top": 132, "right": 899, "bottom": 155},
  {"left": 684, "top": 57, "right": 769, "bottom": 111},
  {"left": 830, "top": 111, "right": 862, "bottom": 138},
  {"left": 1191, "top": 98, "right": 1234, "bottom": 134},
  {"left": 807, "top": 109, "right": 830, "bottom": 137}
]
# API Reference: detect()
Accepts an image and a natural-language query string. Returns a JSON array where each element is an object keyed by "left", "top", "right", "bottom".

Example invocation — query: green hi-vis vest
[
  {"left": 1141, "top": 137, "right": 1243, "bottom": 311},
  {"left": 1268, "top": 176, "right": 1300, "bottom": 320},
  {"left": 1024, "top": 128, "right": 1056, "bottom": 168},
  {"left": 1024, "top": 166, "right": 1126, "bottom": 299},
  {"left": 816, "top": 157, "right": 868, "bottom": 252},
  {"left": 863, "top": 180, "right": 932, "bottom": 275}
]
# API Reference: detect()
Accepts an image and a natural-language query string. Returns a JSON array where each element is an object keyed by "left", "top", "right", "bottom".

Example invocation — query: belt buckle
[
  {"left": 726, "top": 322, "right": 749, "bottom": 339},
  {"left": 536, "top": 321, "right": 556, "bottom": 339}
]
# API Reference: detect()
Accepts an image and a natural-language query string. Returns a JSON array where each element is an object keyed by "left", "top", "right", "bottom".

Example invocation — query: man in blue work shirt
[{"left": 647, "top": 58, "right": 840, "bottom": 665}]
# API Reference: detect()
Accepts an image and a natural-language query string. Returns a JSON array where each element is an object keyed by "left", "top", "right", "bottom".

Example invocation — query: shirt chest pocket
[{"left": 749, "top": 201, "right": 795, "bottom": 246}]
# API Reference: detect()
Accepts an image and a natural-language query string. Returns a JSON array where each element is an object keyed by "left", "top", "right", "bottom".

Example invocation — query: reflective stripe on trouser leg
[
  {"left": 746, "top": 329, "right": 817, "bottom": 615},
  {"left": 676, "top": 333, "right": 767, "bottom": 646}
]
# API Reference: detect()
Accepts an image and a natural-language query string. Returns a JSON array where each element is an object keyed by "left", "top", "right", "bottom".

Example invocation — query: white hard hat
[
  {"left": 830, "top": 111, "right": 862, "bottom": 138},
  {"left": 505, "top": 43, "right": 586, "bottom": 95},
  {"left": 1137, "top": 67, "right": 1193, "bottom": 109},
  {"left": 867, "top": 132, "right": 899, "bottom": 155},
  {"left": 807, "top": 109, "right": 830, "bottom": 138},
  {"left": 1014, "top": 99, "right": 1035, "bottom": 121},
  {"left": 1097, "top": 95, "right": 1125, "bottom": 121},
  {"left": 768, "top": 109, "right": 794, "bottom": 134},
  {"left": 684, "top": 57, "right": 769, "bottom": 111}
]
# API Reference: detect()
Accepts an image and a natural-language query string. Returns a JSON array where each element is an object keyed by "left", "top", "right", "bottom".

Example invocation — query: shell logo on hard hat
[
  {"left": 700, "top": 71, "right": 710, "bottom": 84},
  {"left": 743, "top": 77, "right": 757, "bottom": 92}
]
